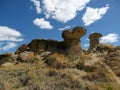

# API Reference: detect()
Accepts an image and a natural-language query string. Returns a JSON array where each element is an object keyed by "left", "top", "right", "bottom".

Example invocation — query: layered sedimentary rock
[
  {"left": 62, "top": 26, "right": 87, "bottom": 56},
  {"left": 88, "top": 33, "right": 102, "bottom": 52}
]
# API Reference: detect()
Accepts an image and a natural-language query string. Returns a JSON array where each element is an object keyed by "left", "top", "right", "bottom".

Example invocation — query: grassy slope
[{"left": 0, "top": 52, "right": 120, "bottom": 90}]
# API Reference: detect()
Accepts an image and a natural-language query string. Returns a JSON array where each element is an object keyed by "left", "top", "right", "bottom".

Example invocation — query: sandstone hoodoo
[
  {"left": 62, "top": 26, "right": 87, "bottom": 48},
  {"left": 88, "top": 32, "right": 102, "bottom": 52},
  {"left": 62, "top": 26, "right": 87, "bottom": 57}
]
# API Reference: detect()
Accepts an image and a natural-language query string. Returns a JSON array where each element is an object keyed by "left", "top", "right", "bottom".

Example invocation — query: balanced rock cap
[
  {"left": 62, "top": 26, "right": 87, "bottom": 39},
  {"left": 89, "top": 33, "right": 102, "bottom": 39}
]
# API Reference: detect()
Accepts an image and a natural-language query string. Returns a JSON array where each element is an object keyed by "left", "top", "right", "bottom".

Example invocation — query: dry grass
[{"left": 0, "top": 49, "right": 120, "bottom": 90}]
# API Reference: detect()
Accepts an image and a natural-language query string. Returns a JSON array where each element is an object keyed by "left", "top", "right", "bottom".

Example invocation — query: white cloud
[
  {"left": 31, "top": 0, "right": 41, "bottom": 14},
  {"left": 100, "top": 33, "right": 119, "bottom": 44},
  {"left": 58, "top": 25, "right": 71, "bottom": 31},
  {"left": 33, "top": 18, "right": 53, "bottom": 29},
  {"left": 42, "top": 0, "right": 90, "bottom": 23},
  {"left": 0, "top": 26, "right": 23, "bottom": 42},
  {"left": 0, "top": 26, "right": 23, "bottom": 51},
  {"left": 2, "top": 42, "right": 17, "bottom": 51},
  {"left": 82, "top": 4, "right": 109, "bottom": 26}
]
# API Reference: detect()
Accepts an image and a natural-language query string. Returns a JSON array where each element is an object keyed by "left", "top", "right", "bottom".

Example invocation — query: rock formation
[
  {"left": 15, "top": 44, "right": 28, "bottom": 54},
  {"left": 88, "top": 33, "right": 102, "bottom": 52},
  {"left": 27, "top": 39, "right": 66, "bottom": 53},
  {"left": 15, "top": 26, "right": 87, "bottom": 57},
  {"left": 19, "top": 51, "right": 35, "bottom": 62},
  {"left": 62, "top": 26, "right": 87, "bottom": 47},
  {"left": 62, "top": 26, "right": 87, "bottom": 57}
]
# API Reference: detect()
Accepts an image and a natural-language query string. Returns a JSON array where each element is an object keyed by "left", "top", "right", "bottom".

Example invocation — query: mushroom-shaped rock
[
  {"left": 62, "top": 26, "right": 87, "bottom": 57},
  {"left": 88, "top": 33, "right": 102, "bottom": 52},
  {"left": 62, "top": 26, "right": 87, "bottom": 47}
]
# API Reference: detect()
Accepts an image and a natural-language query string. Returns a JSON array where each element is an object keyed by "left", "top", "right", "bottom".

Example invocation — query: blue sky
[{"left": 0, "top": 0, "right": 120, "bottom": 53}]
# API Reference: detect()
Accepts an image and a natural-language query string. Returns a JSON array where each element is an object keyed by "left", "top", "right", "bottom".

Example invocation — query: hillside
[{"left": 0, "top": 26, "right": 120, "bottom": 90}]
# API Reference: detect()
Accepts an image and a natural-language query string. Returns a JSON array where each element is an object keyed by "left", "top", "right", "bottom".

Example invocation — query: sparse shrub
[
  {"left": 0, "top": 55, "right": 17, "bottom": 66},
  {"left": 84, "top": 66, "right": 94, "bottom": 72},
  {"left": 83, "top": 71, "right": 112, "bottom": 82},
  {"left": 76, "top": 62, "right": 84, "bottom": 70},
  {"left": 19, "top": 74, "right": 30, "bottom": 86},
  {"left": 27, "top": 84, "right": 41, "bottom": 90},
  {"left": 116, "top": 72, "right": 120, "bottom": 77},
  {"left": 0, "top": 81, "right": 5, "bottom": 90},
  {"left": 106, "top": 86, "right": 113, "bottom": 90},
  {"left": 45, "top": 53, "right": 67, "bottom": 69},
  {"left": 48, "top": 69, "right": 58, "bottom": 77}
]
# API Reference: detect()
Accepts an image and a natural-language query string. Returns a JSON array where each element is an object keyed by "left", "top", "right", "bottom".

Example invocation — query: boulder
[
  {"left": 19, "top": 51, "right": 35, "bottom": 62},
  {"left": 88, "top": 33, "right": 102, "bottom": 52}
]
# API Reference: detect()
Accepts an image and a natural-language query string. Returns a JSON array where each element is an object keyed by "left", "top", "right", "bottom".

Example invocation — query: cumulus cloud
[
  {"left": 0, "top": 26, "right": 23, "bottom": 42},
  {"left": 42, "top": 0, "right": 90, "bottom": 23},
  {"left": 2, "top": 42, "right": 17, "bottom": 51},
  {"left": 0, "top": 26, "right": 23, "bottom": 51},
  {"left": 82, "top": 4, "right": 109, "bottom": 26},
  {"left": 58, "top": 25, "right": 71, "bottom": 31},
  {"left": 31, "top": 0, "right": 41, "bottom": 14},
  {"left": 100, "top": 33, "right": 119, "bottom": 44},
  {"left": 33, "top": 18, "right": 53, "bottom": 29}
]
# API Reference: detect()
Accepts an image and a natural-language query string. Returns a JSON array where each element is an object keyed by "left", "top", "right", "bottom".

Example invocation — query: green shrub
[
  {"left": 106, "top": 86, "right": 113, "bottom": 90},
  {"left": 84, "top": 66, "right": 94, "bottom": 72}
]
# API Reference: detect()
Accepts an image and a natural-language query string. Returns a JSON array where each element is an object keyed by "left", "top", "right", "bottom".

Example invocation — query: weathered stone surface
[
  {"left": 27, "top": 39, "right": 66, "bottom": 53},
  {"left": 88, "top": 33, "right": 102, "bottom": 52},
  {"left": 62, "top": 26, "right": 87, "bottom": 47},
  {"left": 15, "top": 26, "right": 87, "bottom": 56},
  {"left": 15, "top": 44, "right": 28, "bottom": 54},
  {"left": 27, "top": 39, "right": 46, "bottom": 53},
  {"left": 19, "top": 51, "right": 35, "bottom": 61},
  {"left": 67, "top": 46, "right": 83, "bottom": 59}
]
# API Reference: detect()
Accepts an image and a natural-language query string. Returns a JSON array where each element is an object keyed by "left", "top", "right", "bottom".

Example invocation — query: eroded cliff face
[
  {"left": 27, "top": 39, "right": 66, "bottom": 53},
  {"left": 15, "top": 39, "right": 67, "bottom": 54}
]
